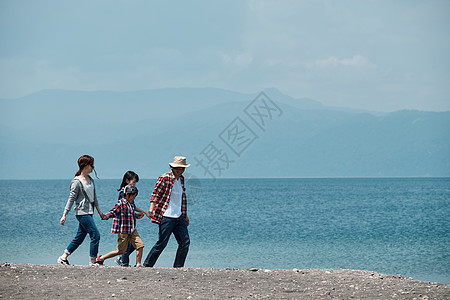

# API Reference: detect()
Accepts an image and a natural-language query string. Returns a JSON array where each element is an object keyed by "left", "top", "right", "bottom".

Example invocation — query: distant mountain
[
  {"left": 0, "top": 88, "right": 322, "bottom": 144},
  {"left": 0, "top": 88, "right": 448, "bottom": 179}
]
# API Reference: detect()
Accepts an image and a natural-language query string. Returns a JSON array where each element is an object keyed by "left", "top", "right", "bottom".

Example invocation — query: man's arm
[{"left": 148, "top": 176, "right": 165, "bottom": 217}]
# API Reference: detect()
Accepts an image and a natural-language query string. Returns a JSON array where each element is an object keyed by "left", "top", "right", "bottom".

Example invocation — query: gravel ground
[{"left": 0, "top": 263, "right": 449, "bottom": 299}]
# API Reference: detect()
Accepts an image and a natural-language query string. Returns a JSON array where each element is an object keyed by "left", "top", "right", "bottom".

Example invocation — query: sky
[{"left": 0, "top": 0, "right": 449, "bottom": 112}]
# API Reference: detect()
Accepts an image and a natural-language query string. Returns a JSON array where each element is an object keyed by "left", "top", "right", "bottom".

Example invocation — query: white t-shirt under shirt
[
  {"left": 78, "top": 176, "right": 95, "bottom": 215},
  {"left": 126, "top": 201, "right": 135, "bottom": 232},
  {"left": 163, "top": 178, "right": 182, "bottom": 218}
]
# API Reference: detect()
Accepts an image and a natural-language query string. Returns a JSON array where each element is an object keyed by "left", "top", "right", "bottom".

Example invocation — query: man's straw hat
[{"left": 169, "top": 156, "right": 191, "bottom": 168}]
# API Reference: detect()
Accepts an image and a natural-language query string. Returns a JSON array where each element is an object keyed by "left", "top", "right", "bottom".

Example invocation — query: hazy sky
[{"left": 1, "top": 0, "right": 449, "bottom": 111}]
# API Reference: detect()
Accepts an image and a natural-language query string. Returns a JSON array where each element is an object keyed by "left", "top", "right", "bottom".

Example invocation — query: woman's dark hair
[
  {"left": 75, "top": 155, "right": 97, "bottom": 178},
  {"left": 118, "top": 171, "right": 139, "bottom": 191}
]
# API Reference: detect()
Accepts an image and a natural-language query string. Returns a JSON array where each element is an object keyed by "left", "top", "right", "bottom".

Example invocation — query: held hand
[
  {"left": 137, "top": 212, "right": 144, "bottom": 219},
  {"left": 60, "top": 215, "right": 66, "bottom": 226},
  {"left": 185, "top": 215, "right": 190, "bottom": 227},
  {"left": 146, "top": 211, "right": 153, "bottom": 219},
  {"left": 100, "top": 213, "right": 108, "bottom": 220}
]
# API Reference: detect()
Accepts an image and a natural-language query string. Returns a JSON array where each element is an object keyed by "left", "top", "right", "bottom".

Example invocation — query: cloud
[
  {"left": 306, "top": 55, "right": 374, "bottom": 69},
  {"left": 220, "top": 52, "right": 254, "bottom": 68},
  {"left": 1, "top": 1, "right": 449, "bottom": 111}
]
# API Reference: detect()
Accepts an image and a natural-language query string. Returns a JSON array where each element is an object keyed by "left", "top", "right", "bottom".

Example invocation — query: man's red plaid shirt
[{"left": 150, "top": 171, "right": 187, "bottom": 224}]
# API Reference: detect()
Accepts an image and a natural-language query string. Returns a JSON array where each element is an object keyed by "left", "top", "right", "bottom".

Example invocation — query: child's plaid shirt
[
  {"left": 106, "top": 198, "right": 137, "bottom": 234},
  {"left": 150, "top": 171, "right": 187, "bottom": 224}
]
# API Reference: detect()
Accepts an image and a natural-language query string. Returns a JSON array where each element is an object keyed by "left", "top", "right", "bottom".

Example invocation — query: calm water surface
[{"left": 0, "top": 178, "right": 448, "bottom": 284}]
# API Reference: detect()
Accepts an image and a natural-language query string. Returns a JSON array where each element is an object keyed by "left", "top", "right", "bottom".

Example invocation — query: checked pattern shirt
[
  {"left": 150, "top": 171, "right": 187, "bottom": 224},
  {"left": 106, "top": 198, "right": 137, "bottom": 234}
]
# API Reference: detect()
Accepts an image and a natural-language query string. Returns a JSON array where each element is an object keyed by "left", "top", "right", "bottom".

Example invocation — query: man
[{"left": 144, "top": 156, "right": 191, "bottom": 268}]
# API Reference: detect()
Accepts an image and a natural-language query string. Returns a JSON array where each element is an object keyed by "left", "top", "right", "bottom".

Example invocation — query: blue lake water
[{"left": 0, "top": 178, "right": 449, "bottom": 284}]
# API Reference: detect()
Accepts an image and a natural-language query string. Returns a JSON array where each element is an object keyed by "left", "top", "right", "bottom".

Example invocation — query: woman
[{"left": 57, "top": 155, "right": 106, "bottom": 266}]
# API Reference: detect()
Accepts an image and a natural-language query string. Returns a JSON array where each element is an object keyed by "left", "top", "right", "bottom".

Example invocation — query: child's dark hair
[
  {"left": 124, "top": 185, "right": 138, "bottom": 197},
  {"left": 118, "top": 171, "right": 139, "bottom": 191}
]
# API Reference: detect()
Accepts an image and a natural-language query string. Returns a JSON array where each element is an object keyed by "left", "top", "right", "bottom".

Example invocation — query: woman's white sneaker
[{"left": 57, "top": 257, "right": 70, "bottom": 265}]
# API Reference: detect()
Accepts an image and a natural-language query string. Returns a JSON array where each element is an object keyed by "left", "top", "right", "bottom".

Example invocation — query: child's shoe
[
  {"left": 95, "top": 255, "right": 104, "bottom": 265},
  {"left": 115, "top": 257, "right": 122, "bottom": 266},
  {"left": 135, "top": 263, "right": 144, "bottom": 268},
  {"left": 57, "top": 256, "right": 70, "bottom": 265}
]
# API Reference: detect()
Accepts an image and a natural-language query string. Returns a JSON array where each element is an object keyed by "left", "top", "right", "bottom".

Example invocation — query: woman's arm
[
  {"left": 92, "top": 177, "right": 99, "bottom": 207},
  {"left": 60, "top": 180, "right": 80, "bottom": 225},
  {"left": 96, "top": 205, "right": 107, "bottom": 220}
]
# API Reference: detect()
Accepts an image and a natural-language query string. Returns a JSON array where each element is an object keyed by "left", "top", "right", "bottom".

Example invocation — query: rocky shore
[{"left": 1, "top": 263, "right": 448, "bottom": 299}]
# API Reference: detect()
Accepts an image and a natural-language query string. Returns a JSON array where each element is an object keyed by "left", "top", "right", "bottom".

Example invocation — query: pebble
[{"left": 1, "top": 263, "right": 449, "bottom": 299}]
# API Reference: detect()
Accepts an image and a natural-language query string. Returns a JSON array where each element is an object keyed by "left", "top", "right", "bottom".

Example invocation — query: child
[
  {"left": 96, "top": 185, "right": 147, "bottom": 267},
  {"left": 115, "top": 171, "right": 146, "bottom": 267},
  {"left": 117, "top": 171, "right": 139, "bottom": 200}
]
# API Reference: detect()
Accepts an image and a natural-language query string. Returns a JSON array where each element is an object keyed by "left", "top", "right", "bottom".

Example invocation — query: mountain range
[{"left": 0, "top": 88, "right": 448, "bottom": 179}]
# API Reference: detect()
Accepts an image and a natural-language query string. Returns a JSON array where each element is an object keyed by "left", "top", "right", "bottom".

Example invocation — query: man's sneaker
[
  {"left": 57, "top": 256, "right": 70, "bottom": 265},
  {"left": 115, "top": 257, "right": 122, "bottom": 266},
  {"left": 95, "top": 255, "right": 104, "bottom": 265},
  {"left": 89, "top": 261, "right": 101, "bottom": 267}
]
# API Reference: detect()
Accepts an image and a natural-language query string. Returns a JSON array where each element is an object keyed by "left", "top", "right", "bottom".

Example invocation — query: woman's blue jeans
[
  {"left": 144, "top": 216, "right": 190, "bottom": 268},
  {"left": 65, "top": 214, "right": 100, "bottom": 259}
]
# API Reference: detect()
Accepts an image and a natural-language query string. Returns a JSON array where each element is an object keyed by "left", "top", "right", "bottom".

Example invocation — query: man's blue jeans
[
  {"left": 144, "top": 216, "right": 190, "bottom": 268},
  {"left": 65, "top": 214, "right": 100, "bottom": 259}
]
